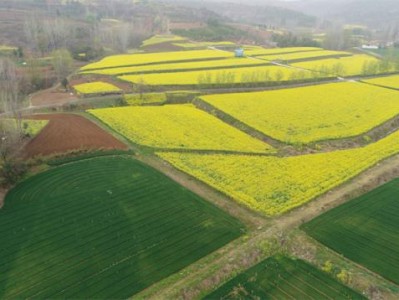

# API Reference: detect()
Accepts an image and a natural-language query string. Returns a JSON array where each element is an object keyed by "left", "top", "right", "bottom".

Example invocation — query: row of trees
[{"left": 196, "top": 57, "right": 399, "bottom": 88}]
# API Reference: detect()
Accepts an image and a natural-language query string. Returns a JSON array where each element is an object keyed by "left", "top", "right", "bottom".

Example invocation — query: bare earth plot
[{"left": 23, "top": 114, "right": 128, "bottom": 158}]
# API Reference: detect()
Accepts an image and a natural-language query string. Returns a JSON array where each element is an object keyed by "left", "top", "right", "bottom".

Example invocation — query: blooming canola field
[
  {"left": 257, "top": 50, "right": 352, "bottom": 62},
  {"left": 118, "top": 65, "right": 314, "bottom": 86},
  {"left": 363, "top": 74, "right": 399, "bottom": 89},
  {"left": 201, "top": 82, "right": 399, "bottom": 144},
  {"left": 89, "top": 105, "right": 274, "bottom": 153},
  {"left": 80, "top": 49, "right": 232, "bottom": 71},
  {"left": 80, "top": 57, "right": 267, "bottom": 76},
  {"left": 73, "top": 82, "right": 121, "bottom": 95},
  {"left": 159, "top": 128, "right": 399, "bottom": 216},
  {"left": 292, "top": 54, "right": 382, "bottom": 76}
]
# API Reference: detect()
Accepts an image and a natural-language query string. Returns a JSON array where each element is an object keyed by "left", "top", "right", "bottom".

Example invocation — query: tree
[
  {"left": 51, "top": 49, "right": 73, "bottom": 83},
  {"left": 0, "top": 58, "right": 27, "bottom": 184},
  {"left": 61, "top": 78, "right": 69, "bottom": 91},
  {"left": 0, "top": 59, "right": 23, "bottom": 131}
]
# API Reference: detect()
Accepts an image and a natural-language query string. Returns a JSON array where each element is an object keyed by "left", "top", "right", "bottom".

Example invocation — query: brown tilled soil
[{"left": 23, "top": 114, "right": 128, "bottom": 158}]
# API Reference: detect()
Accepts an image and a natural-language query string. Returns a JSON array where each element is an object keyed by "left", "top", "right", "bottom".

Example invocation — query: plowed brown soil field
[{"left": 24, "top": 114, "right": 128, "bottom": 158}]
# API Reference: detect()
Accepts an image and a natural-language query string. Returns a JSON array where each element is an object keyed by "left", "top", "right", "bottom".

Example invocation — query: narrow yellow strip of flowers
[
  {"left": 257, "top": 50, "right": 352, "bottom": 61},
  {"left": 88, "top": 105, "right": 274, "bottom": 153},
  {"left": 80, "top": 50, "right": 232, "bottom": 71},
  {"left": 141, "top": 35, "right": 186, "bottom": 47},
  {"left": 201, "top": 82, "right": 399, "bottom": 144},
  {"left": 118, "top": 65, "right": 313, "bottom": 86},
  {"left": 80, "top": 57, "right": 265, "bottom": 76},
  {"left": 245, "top": 47, "right": 321, "bottom": 56},
  {"left": 73, "top": 82, "right": 121, "bottom": 95},
  {"left": 158, "top": 129, "right": 399, "bottom": 216},
  {"left": 363, "top": 74, "right": 399, "bottom": 89}
]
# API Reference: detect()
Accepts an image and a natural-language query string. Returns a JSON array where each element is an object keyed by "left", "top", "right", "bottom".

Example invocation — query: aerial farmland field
[
  {"left": 80, "top": 49, "right": 232, "bottom": 71},
  {"left": 88, "top": 105, "right": 274, "bottom": 153},
  {"left": 205, "top": 256, "right": 365, "bottom": 299},
  {"left": 302, "top": 178, "right": 399, "bottom": 284},
  {"left": 118, "top": 65, "right": 314, "bottom": 86},
  {"left": 80, "top": 57, "right": 268, "bottom": 76},
  {"left": 73, "top": 82, "right": 122, "bottom": 95},
  {"left": 0, "top": 156, "right": 244, "bottom": 298},
  {"left": 201, "top": 82, "right": 399, "bottom": 144},
  {"left": 257, "top": 49, "right": 352, "bottom": 62},
  {"left": 292, "top": 54, "right": 383, "bottom": 76},
  {"left": 363, "top": 74, "right": 399, "bottom": 89},
  {"left": 244, "top": 46, "right": 322, "bottom": 56},
  {"left": 141, "top": 34, "right": 186, "bottom": 47},
  {"left": 159, "top": 128, "right": 399, "bottom": 215}
]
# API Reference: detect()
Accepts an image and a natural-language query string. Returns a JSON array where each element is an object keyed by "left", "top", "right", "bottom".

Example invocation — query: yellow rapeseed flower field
[
  {"left": 141, "top": 35, "right": 186, "bottom": 47},
  {"left": 174, "top": 41, "right": 236, "bottom": 48},
  {"left": 159, "top": 128, "right": 399, "bottom": 216},
  {"left": 363, "top": 74, "right": 399, "bottom": 89},
  {"left": 88, "top": 105, "right": 274, "bottom": 153},
  {"left": 118, "top": 65, "right": 314, "bottom": 86},
  {"left": 80, "top": 49, "right": 232, "bottom": 71},
  {"left": 124, "top": 93, "right": 167, "bottom": 105},
  {"left": 245, "top": 47, "right": 322, "bottom": 56},
  {"left": 73, "top": 82, "right": 122, "bottom": 95},
  {"left": 201, "top": 82, "right": 399, "bottom": 144},
  {"left": 257, "top": 50, "right": 352, "bottom": 61},
  {"left": 292, "top": 54, "right": 382, "bottom": 76},
  {"left": 80, "top": 57, "right": 266, "bottom": 76}
]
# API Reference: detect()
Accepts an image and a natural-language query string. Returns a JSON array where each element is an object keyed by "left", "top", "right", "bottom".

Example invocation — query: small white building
[{"left": 362, "top": 44, "right": 379, "bottom": 50}]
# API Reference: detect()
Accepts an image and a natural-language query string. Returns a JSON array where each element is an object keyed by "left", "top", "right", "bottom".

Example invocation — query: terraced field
[
  {"left": 73, "top": 82, "right": 122, "bottom": 95},
  {"left": 159, "top": 129, "right": 399, "bottom": 215},
  {"left": 292, "top": 54, "right": 383, "bottom": 76},
  {"left": 0, "top": 156, "right": 244, "bottom": 298},
  {"left": 141, "top": 34, "right": 186, "bottom": 47},
  {"left": 201, "top": 82, "right": 399, "bottom": 144},
  {"left": 363, "top": 74, "right": 399, "bottom": 89},
  {"left": 89, "top": 105, "right": 273, "bottom": 153},
  {"left": 80, "top": 49, "right": 232, "bottom": 71},
  {"left": 302, "top": 178, "right": 399, "bottom": 284},
  {"left": 80, "top": 57, "right": 267, "bottom": 76},
  {"left": 118, "top": 65, "right": 313, "bottom": 86},
  {"left": 245, "top": 46, "right": 322, "bottom": 57},
  {"left": 205, "top": 256, "right": 365, "bottom": 299},
  {"left": 257, "top": 50, "right": 352, "bottom": 62}
]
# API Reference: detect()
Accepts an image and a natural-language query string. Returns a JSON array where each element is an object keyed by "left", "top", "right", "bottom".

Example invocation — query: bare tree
[
  {"left": 0, "top": 58, "right": 23, "bottom": 132},
  {"left": 51, "top": 49, "right": 74, "bottom": 83},
  {"left": 0, "top": 58, "right": 27, "bottom": 183}
]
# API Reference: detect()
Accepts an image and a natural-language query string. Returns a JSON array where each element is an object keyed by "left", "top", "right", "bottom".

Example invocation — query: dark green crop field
[
  {"left": 205, "top": 255, "right": 364, "bottom": 299},
  {"left": 302, "top": 178, "right": 399, "bottom": 284},
  {"left": 0, "top": 156, "right": 244, "bottom": 299}
]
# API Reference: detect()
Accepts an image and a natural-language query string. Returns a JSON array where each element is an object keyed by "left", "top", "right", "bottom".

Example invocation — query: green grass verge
[
  {"left": 302, "top": 178, "right": 399, "bottom": 285},
  {"left": 46, "top": 149, "right": 134, "bottom": 166},
  {"left": 204, "top": 255, "right": 365, "bottom": 299},
  {"left": 0, "top": 156, "right": 244, "bottom": 299}
]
